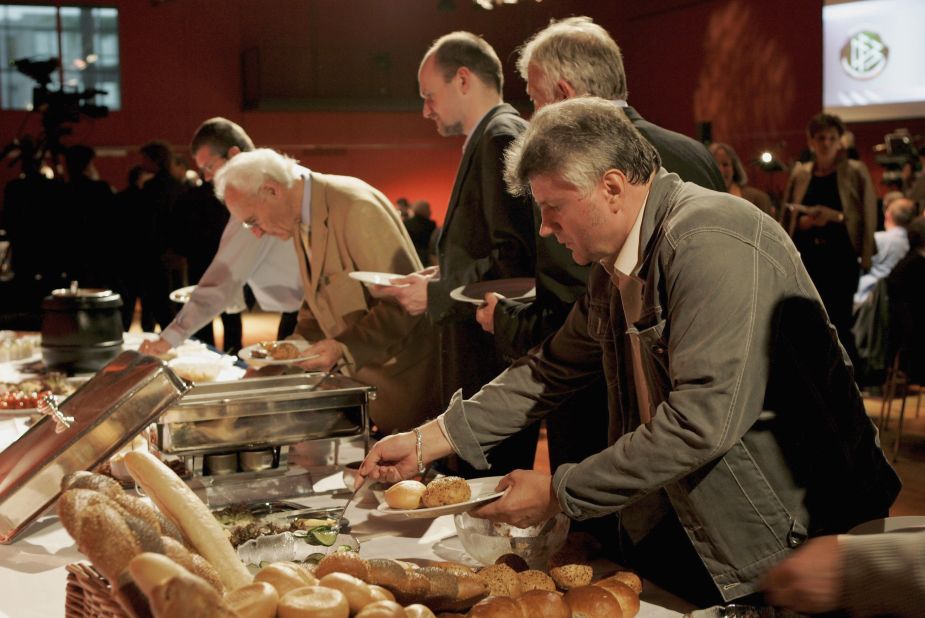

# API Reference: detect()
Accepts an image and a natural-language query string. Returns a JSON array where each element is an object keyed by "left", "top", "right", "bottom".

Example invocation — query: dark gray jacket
[{"left": 444, "top": 169, "right": 900, "bottom": 601}]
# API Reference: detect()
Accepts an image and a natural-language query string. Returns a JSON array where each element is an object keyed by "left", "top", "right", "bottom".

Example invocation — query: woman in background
[
  {"left": 709, "top": 142, "right": 775, "bottom": 217},
  {"left": 784, "top": 113, "right": 877, "bottom": 366}
]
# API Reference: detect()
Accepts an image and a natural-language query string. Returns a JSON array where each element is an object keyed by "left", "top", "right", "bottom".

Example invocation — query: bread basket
[{"left": 65, "top": 562, "right": 130, "bottom": 618}]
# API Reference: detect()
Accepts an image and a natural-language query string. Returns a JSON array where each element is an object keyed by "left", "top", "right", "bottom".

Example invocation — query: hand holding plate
[
  {"left": 375, "top": 272, "right": 432, "bottom": 316},
  {"left": 470, "top": 469, "right": 561, "bottom": 528},
  {"left": 139, "top": 338, "right": 172, "bottom": 356},
  {"left": 296, "top": 338, "right": 343, "bottom": 371},
  {"left": 475, "top": 293, "right": 502, "bottom": 334}
]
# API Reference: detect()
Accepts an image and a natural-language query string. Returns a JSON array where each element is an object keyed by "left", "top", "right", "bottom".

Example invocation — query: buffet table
[{"left": 0, "top": 336, "right": 694, "bottom": 618}]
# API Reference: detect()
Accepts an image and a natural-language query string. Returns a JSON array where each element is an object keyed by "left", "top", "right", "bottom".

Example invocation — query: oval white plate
[
  {"left": 449, "top": 278, "right": 536, "bottom": 305},
  {"left": 169, "top": 285, "right": 197, "bottom": 304},
  {"left": 348, "top": 271, "right": 408, "bottom": 287},
  {"left": 374, "top": 476, "right": 506, "bottom": 519},
  {"left": 239, "top": 340, "right": 319, "bottom": 366}
]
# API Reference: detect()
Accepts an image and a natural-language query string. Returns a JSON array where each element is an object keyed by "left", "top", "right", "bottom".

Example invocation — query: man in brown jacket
[{"left": 214, "top": 148, "right": 439, "bottom": 434}]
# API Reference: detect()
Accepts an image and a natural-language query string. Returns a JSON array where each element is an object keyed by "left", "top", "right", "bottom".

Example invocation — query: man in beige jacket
[{"left": 214, "top": 148, "right": 439, "bottom": 434}]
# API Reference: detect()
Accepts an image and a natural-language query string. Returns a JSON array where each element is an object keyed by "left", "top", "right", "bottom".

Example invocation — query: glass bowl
[{"left": 453, "top": 511, "right": 570, "bottom": 569}]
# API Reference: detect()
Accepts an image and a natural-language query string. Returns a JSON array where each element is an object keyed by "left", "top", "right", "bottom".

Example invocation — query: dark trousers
[
  {"left": 277, "top": 311, "right": 299, "bottom": 340},
  {"left": 438, "top": 318, "right": 538, "bottom": 476},
  {"left": 193, "top": 312, "right": 243, "bottom": 354}
]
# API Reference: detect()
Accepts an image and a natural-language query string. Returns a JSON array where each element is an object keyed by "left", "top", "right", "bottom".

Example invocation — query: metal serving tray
[
  {"left": 156, "top": 373, "right": 374, "bottom": 455},
  {"left": 0, "top": 351, "right": 188, "bottom": 543}
]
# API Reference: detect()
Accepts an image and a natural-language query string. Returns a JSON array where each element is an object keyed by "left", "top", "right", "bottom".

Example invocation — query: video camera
[{"left": 1, "top": 56, "right": 109, "bottom": 170}]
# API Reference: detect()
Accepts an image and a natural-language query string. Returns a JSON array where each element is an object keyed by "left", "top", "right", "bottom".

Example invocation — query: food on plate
[
  {"left": 516, "top": 569, "right": 556, "bottom": 593},
  {"left": 384, "top": 480, "right": 426, "bottom": 510},
  {"left": 128, "top": 553, "right": 238, "bottom": 618},
  {"left": 549, "top": 563, "right": 594, "bottom": 591},
  {"left": 224, "top": 581, "right": 279, "bottom": 618},
  {"left": 278, "top": 585, "right": 349, "bottom": 618},
  {"left": 0, "top": 373, "right": 74, "bottom": 410},
  {"left": 593, "top": 576, "right": 640, "bottom": 618},
  {"left": 212, "top": 501, "right": 337, "bottom": 548},
  {"left": 355, "top": 600, "right": 406, "bottom": 618},
  {"left": 420, "top": 476, "right": 471, "bottom": 508},
  {"left": 319, "top": 572, "right": 375, "bottom": 613},
  {"left": 601, "top": 570, "right": 643, "bottom": 595},
  {"left": 255, "top": 561, "right": 319, "bottom": 597},
  {"left": 123, "top": 450, "right": 253, "bottom": 590},
  {"left": 252, "top": 340, "right": 302, "bottom": 360},
  {"left": 563, "top": 585, "right": 623, "bottom": 618},
  {"left": 474, "top": 563, "right": 521, "bottom": 597},
  {"left": 516, "top": 589, "right": 571, "bottom": 618},
  {"left": 494, "top": 553, "right": 529, "bottom": 572}
]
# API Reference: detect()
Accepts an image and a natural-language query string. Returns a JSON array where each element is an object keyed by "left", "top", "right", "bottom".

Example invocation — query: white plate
[
  {"left": 449, "top": 278, "right": 536, "bottom": 305},
  {"left": 374, "top": 476, "right": 506, "bottom": 519},
  {"left": 169, "top": 285, "right": 197, "bottom": 304},
  {"left": 348, "top": 271, "right": 408, "bottom": 288},
  {"left": 239, "top": 340, "right": 319, "bottom": 366}
]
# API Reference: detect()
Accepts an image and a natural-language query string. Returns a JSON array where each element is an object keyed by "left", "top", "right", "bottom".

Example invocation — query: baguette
[{"left": 123, "top": 450, "right": 252, "bottom": 590}]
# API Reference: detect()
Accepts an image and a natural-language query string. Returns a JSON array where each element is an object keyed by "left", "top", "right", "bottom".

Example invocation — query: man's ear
[
  {"left": 556, "top": 79, "right": 578, "bottom": 101},
  {"left": 227, "top": 146, "right": 241, "bottom": 159},
  {"left": 601, "top": 169, "right": 627, "bottom": 210},
  {"left": 259, "top": 180, "right": 278, "bottom": 198},
  {"left": 456, "top": 66, "right": 472, "bottom": 94}
]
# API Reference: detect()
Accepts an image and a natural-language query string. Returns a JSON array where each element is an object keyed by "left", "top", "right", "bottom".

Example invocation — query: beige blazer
[
  {"left": 784, "top": 158, "right": 878, "bottom": 270},
  {"left": 294, "top": 171, "right": 440, "bottom": 433}
]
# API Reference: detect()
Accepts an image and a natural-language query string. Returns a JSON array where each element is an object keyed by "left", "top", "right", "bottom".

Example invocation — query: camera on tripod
[{"left": 873, "top": 129, "right": 922, "bottom": 188}]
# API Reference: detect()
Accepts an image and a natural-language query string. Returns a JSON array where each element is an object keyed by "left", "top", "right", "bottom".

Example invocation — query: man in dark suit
[
  {"left": 474, "top": 16, "right": 726, "bottom": 473},
  {"left": 403, "top": 199, "right": 437, "bottom": 266},
  {"left": 379, "top": 31, "right": 538, "bottom": 474}
]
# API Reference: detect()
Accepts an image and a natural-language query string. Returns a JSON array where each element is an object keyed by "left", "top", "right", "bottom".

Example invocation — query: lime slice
[
  {"left": 304, "top": 552, "right": 326, "bottom": 565},
  {"left": 306, "top": 525, "right": 338, "bottom": 546}
]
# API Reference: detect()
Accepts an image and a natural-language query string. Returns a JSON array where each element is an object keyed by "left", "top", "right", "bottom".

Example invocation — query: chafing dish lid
[{"left": 0, "top": 350, "right": 188, "bottom": 543}]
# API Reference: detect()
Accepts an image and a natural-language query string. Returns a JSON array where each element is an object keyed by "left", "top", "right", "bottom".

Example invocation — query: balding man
[{"left": 855, "top": 197, "right": 915, "bottom": 304}]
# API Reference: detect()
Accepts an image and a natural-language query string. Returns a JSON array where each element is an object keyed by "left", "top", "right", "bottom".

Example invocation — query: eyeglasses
[
  {"left": 199, "top": 154, "right": 226, "bottom": 177},
  {"left": 241, "top": 216, "right": 262, "bottom": 232}
]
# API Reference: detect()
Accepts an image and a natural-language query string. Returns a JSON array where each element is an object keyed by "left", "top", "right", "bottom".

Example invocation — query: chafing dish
[
  {"left": 155, "top": 372, "right": 374, "bottom": 497},
  {"left": 0, "top": 351, "right": 187, "bottom": 543}
]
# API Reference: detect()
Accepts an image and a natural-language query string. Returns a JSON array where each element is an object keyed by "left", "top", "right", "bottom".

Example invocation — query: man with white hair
[{"left": 213, "top": 148, "right": 439, "bottom": 434}]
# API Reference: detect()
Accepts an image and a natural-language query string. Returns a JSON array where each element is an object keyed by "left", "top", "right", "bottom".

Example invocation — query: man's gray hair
[
  {"left": 504, "top": 97, "right": 660, "bottom": 197},
  {"left": 888, "top": 197, "right": 916, "bottom": 228},
  {"left": 516, "top": 16, "right": 627, "bottom": 102},
  {"left": 213, "top": 148, "right": 298, "bottom": 201}
]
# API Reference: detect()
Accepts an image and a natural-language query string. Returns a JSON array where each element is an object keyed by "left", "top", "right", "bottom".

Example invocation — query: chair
[{"left": 879, "top": 349, "right": 924, "bottom": 462}]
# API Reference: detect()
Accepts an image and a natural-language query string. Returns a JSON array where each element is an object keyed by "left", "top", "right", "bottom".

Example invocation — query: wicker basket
[{"left": 65, "top": 563, "right": 129, "bottom": 618}]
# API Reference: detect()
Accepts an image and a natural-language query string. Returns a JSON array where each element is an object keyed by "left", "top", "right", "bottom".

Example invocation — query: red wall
[{"left": 3, "top": 0, "right": 924, "bottom": 223}]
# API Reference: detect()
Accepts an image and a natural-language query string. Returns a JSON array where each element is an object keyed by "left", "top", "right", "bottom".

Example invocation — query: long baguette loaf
[
  {"left": 124, "top": 450, "right": 252, "bottom": 590},
  {"left": 129, "top": 553, "right": 238, "bottom": 618}
]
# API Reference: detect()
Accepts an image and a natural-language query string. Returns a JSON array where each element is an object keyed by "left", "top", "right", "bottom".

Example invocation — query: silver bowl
[{"left": 453, "top": 511, "right": 570, "bottom": 569}]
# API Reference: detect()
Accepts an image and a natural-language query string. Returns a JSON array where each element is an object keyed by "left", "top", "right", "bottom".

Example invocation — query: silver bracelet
[{"left": 414, "top": 427, "right": 426, "bottom": 475}]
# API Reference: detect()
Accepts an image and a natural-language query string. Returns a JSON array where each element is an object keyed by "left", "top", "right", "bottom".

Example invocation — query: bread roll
[
  {"left": 160, "top": 535, "right": 223, "bottom": 592},
  {"left": 123, "top": 450, "right": 252, "bottom": 590},
  {"left": 278, "top": 585, "right": 349, "bottom": 618},
  {"left": 516, "top": 589, "right": 571, "bottom": 618},
  {"left": 494, "top": 553, "right": 529, "bottom": 573},
  {"left": 404, "top": 604, "right": 437, "bottom": 618},
  {"left": 563, "top": 585, "right": 623, "bottom": 618},
  {"left": 61, "top": 470, "right": 124, "bottom": 497},
  {"left": 314, "top": 552, "right": 370, "bottom": 581},
  {"left": 390, "top": 569, "right": 430, "bottom": 605},
  {"left": 421, "top": 476, "right": 470, "bottom": 508},
  {"left": 112, "top": 492, "right": 186, "bottom": 544},
  {"left": 516, "top": 569, "right": 556, "bottom": 593},
  {"left": 384, "top": 480, "right": 427, "bottom": 510},
  {"left": 367, "top": 559, "right": 409, "bottom": 589},
  {"left": 369, "top": 584, "right": 396, "bottom": 602},
  {"left": 602, "top": 571, "right": 642, "bottom": 594},
  {"left": 474, "top": 563, "right": 521, "bottom": 597},
  {"left": 128, "top": 552, "right": 189, "bottom": 599},
  {"left": 319, "top": 572, "right": 374, "bottom": 613},
  {"left": 593, "top": 577, "right": 640, "bottom": 618},
  {"left": 549, "top": 563, "right": 593, "bottom": 591},
  {"left": 255, "top": 562, "right": 319, "bottom": 597},
  {"left": 431, "top": 562, "right": 475, "bottom": 577},
  {"left": 58, "top": 490, "right": 150, "bottom": 585},
  {"left": 149, "top": 571, "right": 239, "bottom": 618},
  {"left": 416, "top": 566, "right": 458, "bottom": 607},
  {"left": 225, "top": 581, "right": 280, "bottom": 618},
  {"left": 354, "top": 600, "right": 406, "bottom": 618},
  {"left": 466, "top": 596, "right": 523, "bottom": 618}
]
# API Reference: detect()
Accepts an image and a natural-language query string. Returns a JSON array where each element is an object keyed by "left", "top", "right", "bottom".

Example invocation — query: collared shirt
[
  {"left": 603, "top": 188, "right": 649, "bottom": 276},
  {"left": 298, "top": 167, "right": 313, "bottom": 232}
]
